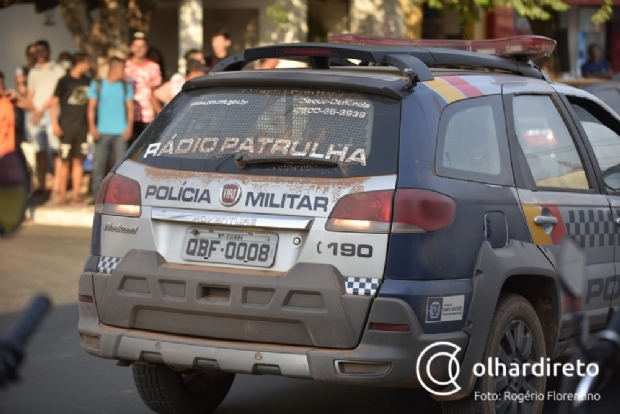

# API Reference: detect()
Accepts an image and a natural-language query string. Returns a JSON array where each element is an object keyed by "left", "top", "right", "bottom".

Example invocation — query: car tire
[
  {"left": 442, "top": 293, "right": 547, "bottom": 414},
  {"left": 132, "top": 364, "right": 235, "bottom": 414}
]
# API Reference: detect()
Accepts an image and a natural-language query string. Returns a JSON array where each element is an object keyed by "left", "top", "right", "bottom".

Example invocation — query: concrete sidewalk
[
  {"left": 28, "top": 203, "right": 94, "bottom": 227},
  {"left": 21, "top": 164, "right": 96, "bottom": 227},
  {"left": 26, "top": 192, "right": 94, "bottom": 228}
]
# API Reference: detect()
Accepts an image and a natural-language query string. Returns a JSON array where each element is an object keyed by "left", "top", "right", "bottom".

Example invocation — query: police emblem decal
[
  {"left": 425, "top": 295, "right": 465, "bottom": 323},
  {"left": 426, "top": 298, "right": 444, "bottom": 322}
]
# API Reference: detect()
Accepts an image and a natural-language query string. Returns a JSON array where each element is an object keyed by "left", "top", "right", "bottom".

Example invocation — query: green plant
[{"left": 410, "top": 0, "right": 613, "bottom": 25}]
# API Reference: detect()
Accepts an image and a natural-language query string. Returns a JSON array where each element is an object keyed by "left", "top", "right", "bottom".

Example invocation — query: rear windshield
[{"left": 128, "top": 87, "right": 400, "bottom": 177}]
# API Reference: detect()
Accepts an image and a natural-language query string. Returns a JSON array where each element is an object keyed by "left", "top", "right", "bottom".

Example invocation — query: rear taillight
[
  {"left": 95, "top": 173, "right": 141, "bottom": 217},
  {"left": 326, "top": 190, "right": 393, "bottom": 233},
  {"left": 392, "top": 189, "right": 455, "bottom": 233},
  {"left": 326, "top": 189, "right": 455, "bottom": 233}
]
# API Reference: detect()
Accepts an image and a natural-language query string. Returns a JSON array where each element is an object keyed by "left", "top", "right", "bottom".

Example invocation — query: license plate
[{"left": 182, "top": 228, "right": 278, "bottom": 267}]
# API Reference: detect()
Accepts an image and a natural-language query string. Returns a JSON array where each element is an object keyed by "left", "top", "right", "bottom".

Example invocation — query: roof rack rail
[
  {"left": 212, "top": 43, "right": 434, "bottom": 90},
  {"left": 211, "top": 42, "right": 548, "bottom": 91},
  {"left": 414, "top": 47, "right": 548, "bottom": 80}
]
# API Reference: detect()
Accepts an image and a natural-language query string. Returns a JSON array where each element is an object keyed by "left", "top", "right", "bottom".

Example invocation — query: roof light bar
[{"left": 329, "top": 35, "right": 556, "bottom": 59}]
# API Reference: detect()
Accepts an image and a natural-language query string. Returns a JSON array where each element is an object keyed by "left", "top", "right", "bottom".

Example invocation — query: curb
[{"left": 29, "top": 206, "right": 94, "bottom": 228}]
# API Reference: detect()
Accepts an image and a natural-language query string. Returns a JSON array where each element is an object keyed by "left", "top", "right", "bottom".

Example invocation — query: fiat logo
[{"left": 220, "top": 183, "right": 242, "bottom": 207}]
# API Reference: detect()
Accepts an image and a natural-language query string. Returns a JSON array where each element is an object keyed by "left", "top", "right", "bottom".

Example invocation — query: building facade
[{"left": 558, "top": 2, "right": 620, "bottom": 76}]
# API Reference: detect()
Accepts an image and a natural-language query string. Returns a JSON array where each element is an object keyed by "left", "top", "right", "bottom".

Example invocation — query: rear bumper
[
  {"left": 78, "top": 269, "right": 470, "bottom": 388},
  {"left": 86, "top": 250, "right": 374, "bottom": 349}
]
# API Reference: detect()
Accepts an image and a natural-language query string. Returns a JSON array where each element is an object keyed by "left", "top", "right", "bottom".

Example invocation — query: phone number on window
[{"left": 293, "top": 107, "right": 367, "bottom": 118}]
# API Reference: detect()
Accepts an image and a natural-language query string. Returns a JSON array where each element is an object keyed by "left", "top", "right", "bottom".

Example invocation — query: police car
[{"left": 77, "top": 35, "right": 620, "bottom": 414}]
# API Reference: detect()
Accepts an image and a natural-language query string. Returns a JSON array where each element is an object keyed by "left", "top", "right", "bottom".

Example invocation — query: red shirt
[{"left": 125, "top": 59, "right": 162, "bottom": 123}]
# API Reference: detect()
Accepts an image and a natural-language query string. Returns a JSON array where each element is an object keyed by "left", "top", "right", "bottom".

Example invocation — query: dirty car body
[{"left": 78, "top": 41, "right": 620, "bottom": 413}]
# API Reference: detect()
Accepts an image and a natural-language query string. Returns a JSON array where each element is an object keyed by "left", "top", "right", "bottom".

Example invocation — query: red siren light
[{"left": 329, "top": 34, "right": 557, "bottom": 59}]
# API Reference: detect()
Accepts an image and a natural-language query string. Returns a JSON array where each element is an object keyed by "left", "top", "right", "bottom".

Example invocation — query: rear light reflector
[
  {"left": 336, "top": 361, "right": 391, "bottom": 375},
  {"left": 370, "top": 323, "right": 410, "bottom": 332},
  {"left": 564, "top": 293, "right": 581, "bottom": 312},
  {"left": 78, "top": 294, "right": 94, "bottom": 303},
  {"left": 95, "top": 173, "right": 142, "bottom": 217},
  {"left": 392, "top": 189, "right": 455, "bottom": 233},
  {"left": 326, "top": 190, "right": 393, "bottom": 233}
]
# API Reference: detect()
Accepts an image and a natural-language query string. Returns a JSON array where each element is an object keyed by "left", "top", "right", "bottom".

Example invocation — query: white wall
[
  {"left": 349, "top": 0, "right": 404, "bottom": 37},
  {"left": 0, "top": 5, "right": 79, "bottom": 89}
]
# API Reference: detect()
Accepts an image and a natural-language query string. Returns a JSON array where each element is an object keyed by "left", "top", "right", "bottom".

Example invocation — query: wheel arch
[
  {"left": 500, "top": 274, "right": 561, "bottom": 359},
  {"left": 435, "top": 240, "right": 559, "bottom": 402}
]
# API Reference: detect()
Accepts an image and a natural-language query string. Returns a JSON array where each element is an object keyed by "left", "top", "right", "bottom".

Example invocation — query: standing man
[
  {"left": 26, "top": 40, "right": 66, "bottom": 194},
  {"left": 50, "top": 52, "right": 92, "bottom": 205},
  {"left": 157, "top": 49, "right": 207, "bottom": 112},
  {"left": 206, "top": 29, "right": 232, "bottom": 69},
  {"left": 582, "top": 44, "right": 613, "bottom": 79},
  {"left": 88, "top": 57, "right": 134, "bottom": 197},
  {"left": 124, "top": 32, "right": 161, "bottom": 146},
  {"left": 14, "top": 44, "right": 37, "bottom": 148},
  {"left": 15, "top": 44, "right": 37, "bottom": 96},
  {"left": 153, "top": 59, "right": 208, "bottom": 107},
  {"left": 183, "top": 49, "right": 206, "bottom": 67}
]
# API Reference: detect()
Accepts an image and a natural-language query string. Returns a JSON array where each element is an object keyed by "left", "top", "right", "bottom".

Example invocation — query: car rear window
[{"left": 128, "top": 87, "right": 400, "bottom": 177}]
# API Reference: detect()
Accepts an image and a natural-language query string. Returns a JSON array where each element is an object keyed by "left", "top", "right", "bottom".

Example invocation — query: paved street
[{"left": 1, "top": 226, "right": 619, "bottom": 414}]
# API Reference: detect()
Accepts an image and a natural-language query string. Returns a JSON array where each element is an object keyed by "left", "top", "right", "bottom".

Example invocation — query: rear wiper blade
[{"left": 235, "top": 153, "right": 340, "bottom": 169}]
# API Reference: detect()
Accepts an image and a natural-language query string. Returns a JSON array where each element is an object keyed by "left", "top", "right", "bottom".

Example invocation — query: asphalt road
[{"left": 1, "top": 225, "right": 619, "bottom": 414}]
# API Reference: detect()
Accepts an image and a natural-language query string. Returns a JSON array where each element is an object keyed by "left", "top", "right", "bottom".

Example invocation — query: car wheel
[
  {"left": 132, "top": 363, "right": 235, "bottom": 414},
  {"left": 442, "top": 293, "right": 547, "bottom": 414}
]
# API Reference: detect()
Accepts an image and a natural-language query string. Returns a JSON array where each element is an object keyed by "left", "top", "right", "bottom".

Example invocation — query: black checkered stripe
[
  {"left": 563, "top": 209, "right": 615, "bottom": 248},
  {"left": 97, "top": 256, "right": 121, "bottom": 274},
  {"left": 345, "top": 277, "right": 381, "bottom": 296}
]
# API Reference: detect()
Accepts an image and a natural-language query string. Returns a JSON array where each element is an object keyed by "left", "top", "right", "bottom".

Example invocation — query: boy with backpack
[
  {"left": 50, "top": 52, "right": 92, "bottom": 205},
  {"left": 87, "top": 57, "right": 134, "bottom": 197}
]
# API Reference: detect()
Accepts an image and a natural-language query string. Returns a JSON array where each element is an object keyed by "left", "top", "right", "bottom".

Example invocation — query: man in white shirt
[{"left": 27, "top": 40, "right": 66, "bottom": 194}]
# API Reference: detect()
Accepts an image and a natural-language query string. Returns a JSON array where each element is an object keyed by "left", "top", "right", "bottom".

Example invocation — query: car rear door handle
[
  {"left": 616, "top": 217, "right": 620, "bottom": 226},
  {"left": 534, "top": 216, "right": 558, "bottom": 226}
]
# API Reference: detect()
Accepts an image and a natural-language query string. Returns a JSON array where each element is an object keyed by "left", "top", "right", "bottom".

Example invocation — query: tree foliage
[
  {"left": 1, "top": 0, "right": 156, "bottom": 64},
  {"left": 413, "top": 0, "right": 614, "bottom": 25},
  {"left": 58, "top": 0, "right": 156, "bottom": 61},
  {"left": 266, "top": 1, "right": 290, "bottom": 32}
]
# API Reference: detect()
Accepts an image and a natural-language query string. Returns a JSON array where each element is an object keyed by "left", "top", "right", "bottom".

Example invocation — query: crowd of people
[
  {"left": 0, "top": 29, "right": 237, "bottom": 206},
  {"left": 6, "top": 29, "right": 613, "bottom": 210}
]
